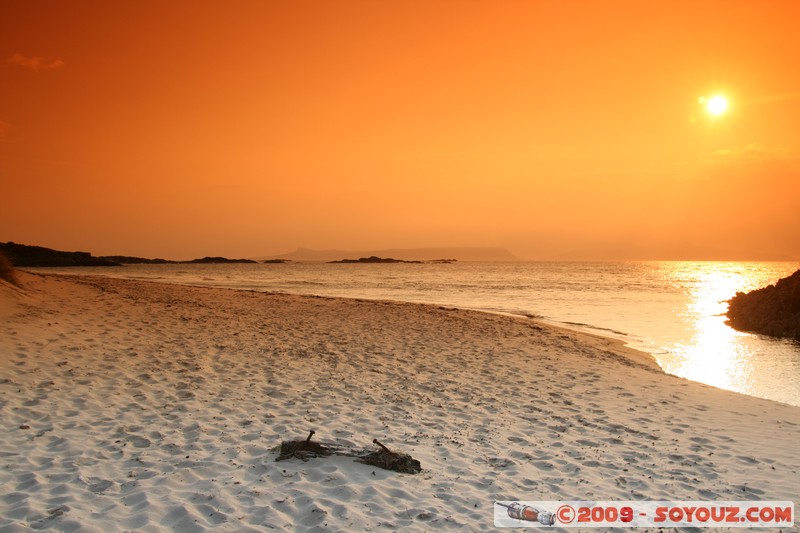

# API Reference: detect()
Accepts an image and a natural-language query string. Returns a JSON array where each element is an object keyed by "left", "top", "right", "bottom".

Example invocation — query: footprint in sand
[
  {"left": 487, "top": 457, "right": 514, "bottom": 469},
  {"left": 127, "top": 435, "right": 151, "bottom": 448},
  {"left": 532, "top": 460, "right": 555, "bottom": 471},
  {"left": 698, "top": 488, "right": 719, "bottom": 499},
  {"left": 735, "top": 484, "right": 765, "bottom": 495},
  {"left": 30, "top": 506, "right": 69, "bottom": 529},
  {"left": 195, "top": 503, "right": 229, "bottom": 525},
  {"left": 87, "top": 479, "right": 113, "bottom": 493},
  {"left": 121, "top": 490, "right": 149, "bottom": 511}
]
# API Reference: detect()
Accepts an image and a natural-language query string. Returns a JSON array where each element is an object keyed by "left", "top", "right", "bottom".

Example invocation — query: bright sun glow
[{"left": 705, "top": 95, "right": 729, "bottom": 115}]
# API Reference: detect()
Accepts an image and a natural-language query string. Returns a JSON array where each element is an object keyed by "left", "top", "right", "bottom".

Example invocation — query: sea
[{"left": 32, "top": 261, "right": 800, "bottom": 407}]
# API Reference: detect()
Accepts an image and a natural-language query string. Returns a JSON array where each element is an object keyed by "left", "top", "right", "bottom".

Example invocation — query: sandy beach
[{"left": 1, "top": 272, "right": 798, "bottom": 532}]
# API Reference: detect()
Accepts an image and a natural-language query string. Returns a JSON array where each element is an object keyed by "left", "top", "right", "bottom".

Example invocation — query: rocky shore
[{"left": 726, "top": 269, "right": 800, "bottom": 340}]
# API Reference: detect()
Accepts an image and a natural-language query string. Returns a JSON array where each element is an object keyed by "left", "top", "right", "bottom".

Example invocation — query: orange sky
[{"left": 1, "top": 1, "right": 799, "bottom": 260}]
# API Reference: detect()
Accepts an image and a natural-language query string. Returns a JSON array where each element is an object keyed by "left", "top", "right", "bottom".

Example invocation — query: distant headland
[
  {"left": 0, "top": 242, "right": 123, "bottom": 267},
  {"left": 0, "top": 242, "right": 258, "bottom": 267}
]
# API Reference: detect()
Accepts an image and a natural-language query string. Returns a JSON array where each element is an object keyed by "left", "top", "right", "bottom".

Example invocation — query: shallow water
[{"left": 31, "top": 261, "right": 800, "bottom": 406}]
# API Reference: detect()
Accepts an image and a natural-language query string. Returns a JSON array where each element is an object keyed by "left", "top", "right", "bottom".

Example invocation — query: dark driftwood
[
  {"left": 354, "top": 449, "right": 422, "bottom": 474},
  {"left": 276, "top": 439, "right": 339, "bottom": 461},
  {"left": 276, "top": 430, "right": 341, "bottom": 461},
  {"left": 275, "top": 432, "right": 422, "bottom": 474}
]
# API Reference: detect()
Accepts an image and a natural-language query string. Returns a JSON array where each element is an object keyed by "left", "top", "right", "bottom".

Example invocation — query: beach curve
[{"left": 1, "top": 272, "right": 798, "bottom": 531}]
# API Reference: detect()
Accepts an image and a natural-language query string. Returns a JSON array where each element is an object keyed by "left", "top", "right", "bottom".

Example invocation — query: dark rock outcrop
[
  {"left": 726, "top": 270, "right": 800, "bottom": 340},
  {"left": 183, "top": 257, "right": 258, "bottom": 264},
  {"left": 329, "top": 256, "right": 422, "bottom": 264},
  {"left": 0, "top": 242, "right": 121, "bottom": 267}
]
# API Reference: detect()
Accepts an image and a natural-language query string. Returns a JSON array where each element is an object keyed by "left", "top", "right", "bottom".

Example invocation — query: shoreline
[
  {"left": 2, "top": 272, "right": 798, "bottom": 531},
  {"left": 22, "top": 269, "right": 664, "bottom": 372},
  {"left": 32, "top": 262, "right": 800, "bottom": 407},
  {"left": 19, "top": 270, "right": 800, "bottom": 406}
]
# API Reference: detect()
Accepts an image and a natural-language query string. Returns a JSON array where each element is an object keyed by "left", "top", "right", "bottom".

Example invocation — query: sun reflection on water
[{"left": 657, "top": 262, "right": 794, "bottom": 398}]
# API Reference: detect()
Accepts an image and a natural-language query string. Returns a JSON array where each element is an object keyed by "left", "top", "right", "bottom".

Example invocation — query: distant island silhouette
[
  {"left": 258, "top": 247, "right": 521, "bottom": 262},
  {"left": 186, "top": 257, "right": 258, "bottom": 264},
  {"left": 330, "top": 256, "right": 413, "bottom": 264},
  {"left": 1, "top": 242, "right": 518, "bottom": 267}
]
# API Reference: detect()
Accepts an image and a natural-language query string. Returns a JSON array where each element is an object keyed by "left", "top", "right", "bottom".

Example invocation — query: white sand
[{"left": 1, "top": 272, "right": 798, "bottom": 532}]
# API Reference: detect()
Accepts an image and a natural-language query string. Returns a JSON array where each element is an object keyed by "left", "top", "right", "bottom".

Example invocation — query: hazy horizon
[
  {"left": 4, "top": 240, "right": 799, "bottom": 263},
  {"left": 2, "top": 1, "right": 799, "bottom": 261}
]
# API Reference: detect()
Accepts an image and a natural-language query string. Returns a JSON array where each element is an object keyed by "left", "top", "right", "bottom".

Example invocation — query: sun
[
  {"left": 699, "top": 94, "right": 729, "bottom": 116},
  {"left": 707, "top": 95, "right": 728, "bottom": 115}
]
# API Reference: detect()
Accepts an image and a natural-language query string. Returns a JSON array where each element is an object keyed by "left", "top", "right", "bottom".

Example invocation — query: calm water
[{"left": 32, "top": 261, "right": 800, "bottom": 406}]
